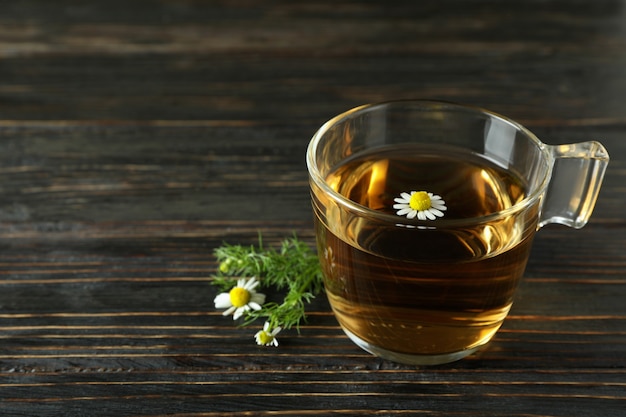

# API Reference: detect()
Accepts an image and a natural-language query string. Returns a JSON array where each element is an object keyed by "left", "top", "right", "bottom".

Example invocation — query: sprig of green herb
[{"left": 211, "top": 234, "right": 324, "bottom": 332}]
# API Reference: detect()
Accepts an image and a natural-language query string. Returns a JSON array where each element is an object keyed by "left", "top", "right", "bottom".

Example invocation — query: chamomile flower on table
[
  {"left": 254, "top": 321, "right": 282, "bottom": 347},
  {"left": 211, "top": 235, "right": 324, "bottom": 347},
  {"left": 214, "top": 276, "right": 266, "bottom": 320},
  {"left": 393, "top": 191, "right": 447, "bottom": 220}
]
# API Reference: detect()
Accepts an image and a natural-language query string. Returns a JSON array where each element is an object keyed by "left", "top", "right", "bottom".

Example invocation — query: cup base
[{"left": 342, "top": 327, "right": 482, "bottom": 366}]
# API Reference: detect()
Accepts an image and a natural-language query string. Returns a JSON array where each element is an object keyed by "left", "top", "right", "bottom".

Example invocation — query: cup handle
[{"left": 539, "top": 141, "right": 610, "bottom": 229}]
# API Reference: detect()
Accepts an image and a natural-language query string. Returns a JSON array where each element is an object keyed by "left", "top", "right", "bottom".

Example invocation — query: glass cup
[{"left": 306, "top": 100, "right": 609, "bottom": 365}]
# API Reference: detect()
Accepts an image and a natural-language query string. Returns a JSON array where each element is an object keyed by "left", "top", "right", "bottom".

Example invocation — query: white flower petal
[
  {"left": 407, "top": 210, "right": 418, "bottom": 219},
  {"left": 214, "top": 292, "right": 232, "bottom": 308},
  {"left": 400, "top": 192, "right": 412, "bottom": 201},
  {"left": 424, "top": 210, "right": 436, "bottom": 220},
  {"left": 248, "top": 302, "right": 263, "bottom": 311},
  {"left": 396, "top": 208, "right": 412, "bottom": 216},
  {"left": 233, "top": 306, "right": 250, "bottom": 320},
  {"left": 222, "top": 306, "right": 236, "bottom": 317},
  {"left": 251, "top": 293, "right": 266, "bottom": 305},
  {"left": 430, "top": 208, "right": 444, "bottom": 217},
  {"left": 241, "top": 277, "right": 256, "bottom": 290},
  {"left": 417, "top": 211, "right": 426, "bottom": 220}
]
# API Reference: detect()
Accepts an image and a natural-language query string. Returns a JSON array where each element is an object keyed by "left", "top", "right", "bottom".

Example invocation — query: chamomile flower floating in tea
[
  {"left": 255, "top": 321, "right": 282, "bottom": 347},
  {"left": 393, "top": 191, "right": 447, "bottom": 220},
  {"left": 214, "top": 276, "right": 266, "bottom": 320}
]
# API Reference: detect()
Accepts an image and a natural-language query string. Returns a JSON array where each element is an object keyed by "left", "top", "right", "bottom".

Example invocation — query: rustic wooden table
[{"left": 1, "top": 1, "right": 625, "bottom": 416}]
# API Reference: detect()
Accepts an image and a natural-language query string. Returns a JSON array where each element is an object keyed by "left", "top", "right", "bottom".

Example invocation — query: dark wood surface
[{"left": 1, "top": 1, "right": 625, "bottom": 416}]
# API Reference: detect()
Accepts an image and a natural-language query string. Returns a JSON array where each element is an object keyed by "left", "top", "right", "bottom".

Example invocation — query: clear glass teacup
[{"left": 306, "top": 100, "right": 609, "bottom": 365}]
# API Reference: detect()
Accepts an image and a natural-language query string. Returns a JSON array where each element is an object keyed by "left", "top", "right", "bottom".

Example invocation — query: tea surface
[{"left": 316, "top": 145, "right": 538, "bottom": 357}]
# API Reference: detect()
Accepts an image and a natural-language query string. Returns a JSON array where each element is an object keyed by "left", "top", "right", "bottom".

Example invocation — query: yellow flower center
[
  {"left": 409, "top": 191, "right": 431, "bottom": 211},
  {"left": 229, "top": 287, "right": 251, "bottom": 307},
  {"left": 257, "top": 331, "right": 274, "bottom": 345}
]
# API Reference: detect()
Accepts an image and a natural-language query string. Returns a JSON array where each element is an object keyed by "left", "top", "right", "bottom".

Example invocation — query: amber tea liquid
[{"left": 314, "top": 144, "right": 539, "bottom": 363}]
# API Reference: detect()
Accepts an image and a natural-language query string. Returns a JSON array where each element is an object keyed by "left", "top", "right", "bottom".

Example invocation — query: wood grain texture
[{"left": 0, "top": 1, "right": 625, "bottom": 416}]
